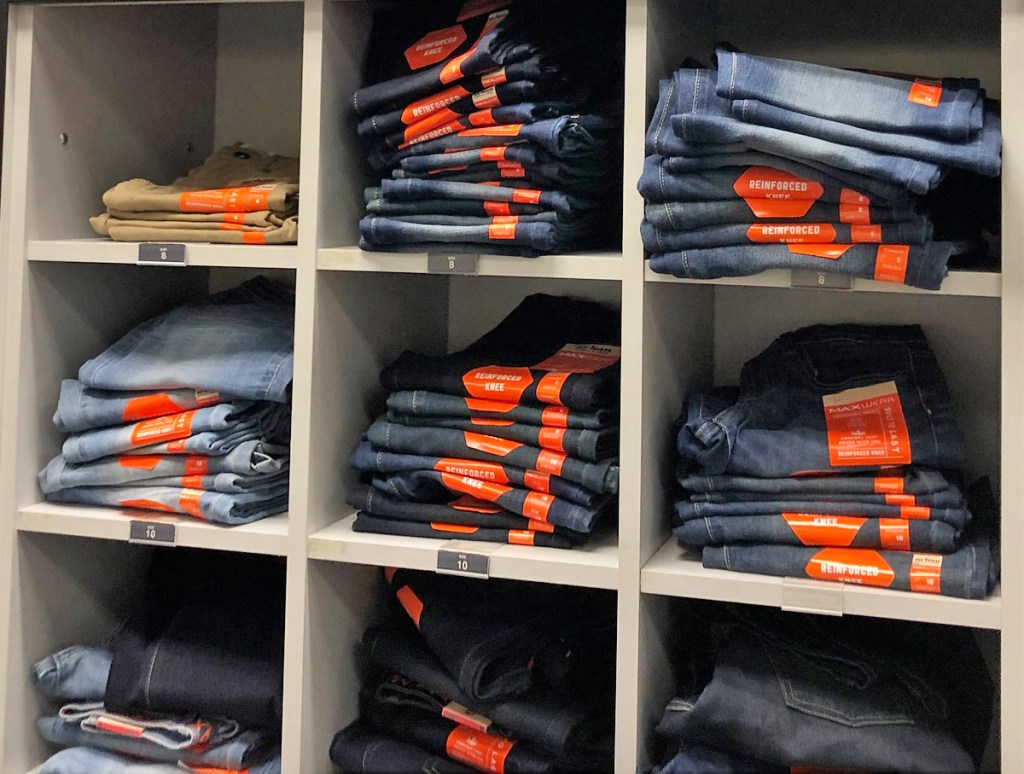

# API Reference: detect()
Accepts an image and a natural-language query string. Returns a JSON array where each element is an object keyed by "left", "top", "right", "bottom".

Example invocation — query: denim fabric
[
  {"left": 349, "top": 482, "right": 558, "bottom": 531},
  {"left": 351, "top": 441, "right": 602, "bottom": 508},
  {"left": 645, "top": 198, "right": 917, "bottom": 231},
  {"left": 78, "top": 278, "right": 294, "bottom": 403},
  {"left": 678, "top": 467, "right": 957, "bottom": 497},
  {"left": 41, "top": 459, "right": 288, "bottom": 495},
  {"left": 649, "top": 242, "right": 954, "bottom": 290},
  {"left": 391, "top": 163, "right": 612, "bottom": 190},
  {"left": 53, "top": 380, "right": 229, "bottom": 434},
  {"left": 715, "top": 48, "right": 983, "bottom": 140},
  {"left": 647, "top": 71, "right": 944, "bottom": 193},
  {"left": 60, "top": 402, "right": 285, "bottom": 464},
  {"left": 678, "top": 325, "right": 963, "bottom": 476},
  {"left": 363, "top": 625, "right": 608, "bottom": 759},
  {"left": 371, "top": 469, "right": 608, "bottom": 533},
  {"left": 643, "top": 742, "right": 782, "bottom": 774},
  {"left": 32, "top": 646, "right": 112, "bottom": 702},
  {"left": 384, "top": 412, "right": 617, "bottom": 461},
  {"left": 354, "top": 512, "right": 579, "bottom": 548},
  {"left": 642, "top": 219, "right": 932, "bottom": 252},
  {"left": 381, "top": 101, "right": 577, "bottom": 150},
  {"left": 659, "top": 149, "right": 911, "bottom": 203},
  {"left": 39, "top": 441, "right": 288, "bottom": 494},
  {"left": 38, "top": 713, "right": 274, "bottom": 769},
  {"left": 329, "top": 721, "right": 474, "bottom": 774},
  {"left": 675, "top": 514, "right": 959, "bottom": 552},
  {"left": 39, "top": 746, "right": 280, "bottom": 774},
  {"left": 703, "top": 538, "right": 993, "bottom": 599},
  {"left": 388, "top": 390, "right": 614, "bottom": 430},
  {"left": 688, "top": 489, "right": 964, "bottom": 508},
  {"left": 359, "top": 236, "right": 547, "bottom": 257},
  {"left": 55, "top": 702, "right": 236, "bottom": 751},
  {"left": 378, "top": 179, "right": 592, "bottom": 217},
  {"left": 372, "top": 213, "right": 559, "bottom": 226},
  {"left": 367, "top": 420, "right": 618, "bottom": 493},
  {"left": 399, "top": 142, "right": 555, "bottom": 172},
  {"left": 675, "top": 499, "right": 969, "bottom": 530},
  {"left": 361, "top": 691, "right": 557, "bottom": 774},
  {"left": 46, "top": 485, "right": 288, "bottom": 525},
  {"left": 733, "top": 99, "right": 1001, "bottom": 176},
  {"left": 380, "top": 294, "right": 620, "bottom": 413},
  {"left": 656, "top": 623, "right": 978, "bottom": 769},
  {"left": 366, "top": 196, "right": 546, "bottom": 217},
  {"left": 108, "top": 410, "right": 289, "bottom": 460},
  {"left": 361, "top": 216, "right": 566, "bottom": 251}
]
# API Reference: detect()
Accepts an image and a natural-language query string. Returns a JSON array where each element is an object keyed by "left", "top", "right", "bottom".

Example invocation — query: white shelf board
[
  {"left": 641, "top": 538, "right": 1001, "bottom": 630},
  {"left": 644, "top": 265, "right": 1001, "bottom": 298},
  {"left": 317, "top": 246, "right": 623, "bottom": 281},
  {"left": 308, "top": 513, "right": 619, "bottom": 589},
  {"left": 27, "top": 239, "right": 300, "bottom": 269},
  {"left": 17, "top": 503, "right": 290, "bottom": 556}
]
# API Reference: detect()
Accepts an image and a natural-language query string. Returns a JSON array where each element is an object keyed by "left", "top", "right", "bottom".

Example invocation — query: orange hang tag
[
  {"left": 536, "top": 373, "right": 568, "bottom": 405},
  {"left": 440, "top": 471, "right": 509, "bottom": 502},
  {"left": 122, "top": 393, "right": 184, "bottom": 422},
  {"left": 119, "top": 455, "right": 161, "bottom": 471},
  {"left": 910, "top": 553, "right": 943, "bottom": 593},
  {"left": 459, "top": 124, "right": 522, "bottom": 137},
  {"left": 405, "top": 107, "right": 462, "bottom": 140},
  {"left": 451, "top": 496, "right": 503, "bottom": 514},
  {"left": 822, "top": 381, "right": 912, "bottom": 467},
  {"left": 839, "top": 188, "right": 870, "bottom": 205},
  {"left": 511, "top": 189, "right": 542, "bottom": 204},
  {"left": 484, "top": 201, "right": 512, "bottom": 215},
  {"left": 873, "top": 476, "right": 905, "bottom": 494},
  {"left": 396, "top": 585, "right": 425, "bottom": 627},
  {"left": 480, "top": 146, "right": 508, "bottom": 161},
  {"left": 241, "top": 232, "right": 267, "bottom": 245},
  {"left": 181, "top": 475, "right": 204, "bottom": 489},
  {"left": 462, "top": 367, "right": 533, "bottom": 402},
  {"left": 534, "top": 449, "right": 566, "bottom": 476},
  {"left": 538, "top": 427, "right": 566, "bottom": 452},
  {"left": 491, "top": 215, "right": 519, "bottom": 225},
  {"left": 464, "top": 431, "right": 523, "bottom": 457},
  {"left": 850, "top": 224, "right": 882, "bottom": 242},
  {"left": 488, "top": 222, "right": 517, "bottom": 240},
  {"left": 534, "top": 343, "right": 621, "bottom": 373},
  {"left": 746, "top": 224, "right": 837, "bottom": 243},
  {"left": 743, "top": 198, "right": 816, "bottom": 218},
  {"left": 473, "top": 86, "right": 501, "bottom": 109},
  {"left": 130, "top": 411, "right": 196, "bottom": 447},
  {"left": 878, "top": 518, "right": 911, "bottom": 550},
  {"left": 184, "top": 456, "right": 210, "bottom": 475},
  {"left": 523, "top": 470, "right": 551, "bottom": 492},
  {"left": 805, "top": 548, "right": 895, "bottom": 588},
  {"left": 839, "top": 202, "right": 872, "bottom": 224},
  {"left": 885, "top": 493, "right": 917, "bottom": 506},
  {"left": 468, "top": 108, "right": 497, "bottom": 127},
  {"left": 733, "top": 166, "right": 825, "bottom": 201},
  {"left": 523, "top": 491, "right": 554, "bottom": 521},
  {"left": 440, "top": 48, "right": 476, "bottom": 84},
  {"left": 782, "top": 513, "right": 866, "bottom": 547},
  {"left": 445, "top": 725, "right": 515, "bottom": 773},
  {"left": 431, "top": 522, "right": 482, "bottom": 534},
  {"left": 500, "top": 167, "right": 527, "bottom": 179},
  {"left": 541, "top": 406, "right": 570, "bottom": 427},
  {"left": 179, "top": 488, "right": 205, "bottom": 519},
  {"left": 786, "top": 244, "right": 852, "bottom": 259},
  {"left": 120, "top": 498, "right": 177, "bottom": 514},
  {"left": 899, "top": 505, "right": 930, "bottom": 520},
  {"left": 434, "top": 458, "right": 510, "bottom": 484},
  {"left": 873, "top": 245, "right": 910, "bottom": 284},
  {"left": 402, "top": 85, "right": 472, "bottom": 124},
  {"left": 908, "top": 79, "right": 942, "bottom": 108},
  {"left": 405, "top": 24, "right": 468, "bottom": 71},
  {"left": 178, "top": 185, "right": 274, "bottom": 213},
  {"left": 465, "top": 397, "right": 517, "bottom": 413},
  {"left": 508, "top": 530, "right": 535, "bottom": 546}
]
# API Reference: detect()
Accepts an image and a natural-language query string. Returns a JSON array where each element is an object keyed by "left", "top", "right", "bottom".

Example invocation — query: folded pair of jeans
[
  {"left": 398, "top": 142, "right": 557, "bottom": 171},
  {"left": 77, "top": 277, "right": 294, "bottom": 403},
  {"left": 330, "top": 720, "right": 473, "bottom": 774},
  {"left": 678, "top": 466, "right": 958, "bottom": 498},
  {"left": 677, "top": 324, "right": 964, "bottom": 476},
  {"left": 53, "top": 380, "right": 227, "bottom": 434},
  {"left": 354, "top": 512, "right": 579, "bottom": 548},
  {"left": 39, "top": 745, "right": 280, "bottom": 774},
  {"left": 687, "top": 488, "right": 964, "bottom": 508},
  {"left": 675, "top": 499, "right": 970, "bottom": 531},
  {"left": 644, "top": 197, "right": 917, "bottom": 230},
  {"left": 361, "top": 215, "right": 571, "bottom": 251},
  {"left": 388, "top": 390, "right": 615, "bottom": 430},
  {"left": 375, "top": 178, "right": 595, "bottom": 217}
]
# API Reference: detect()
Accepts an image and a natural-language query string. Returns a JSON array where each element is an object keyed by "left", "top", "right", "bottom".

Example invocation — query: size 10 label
[
  {"left": 138, "top": 243, "right": 186, "bottom": 266},
  {"left": 428, "top": 252, "right": 478, "bottom": 274},
  {"left": 437, "top": 548, "right": 489, "bottom": 577},
  {"left": 128, "top": 520, "right": 177, "bottom": 545}
]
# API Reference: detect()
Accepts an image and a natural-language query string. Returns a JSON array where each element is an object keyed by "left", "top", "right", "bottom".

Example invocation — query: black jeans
[{"left": 330, "top": 720, "right": 474, "bottom": 773}]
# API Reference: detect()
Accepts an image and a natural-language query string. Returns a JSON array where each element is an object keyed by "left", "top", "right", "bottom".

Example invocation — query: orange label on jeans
[
  {"left": 743, "top": 198, "right": 816, "bottom": 218},
  {"left": 469, "top": 108, "right": 496, "bottom": 127},
  {"left": 782, "top": 514, "right": 865, "bottom": 547},
  {"left": 839, "top": 202, "right": 872, "bottom": 224},
  {"left": 885, "top": 493, "right": 916, "bottom": 506},
  {"left": 786, "top": 244, "right": 853, "bottom": 259},
  {"left": 405, "top": 24, "right": 468, "bottom": 70},
  {"left": 746, "top": 224, "right": 837, "bottom": 243},
  {"left": 459, "top": 124, "right": 523, "bottom": 137},
  {"left": 184, "top": 456, "right": 210, "bottom": 475},
  {"left": 512, "top": 189, "right": 542, "bottom": 204},
  {"left": 463, "top": 367, "right": 533, "bottom": 401},
  {"left": 431, "top": 522, "right": 481, "bottom": 534},
  {"left": 465, "top": 397, "right": 516, "bottom": 414},
  {"left": 123, "top": 394, "right": 184, "bottom": 422},
  {"left": 508, "top": 530, "right": 535, "bottom": 546},
  {"left": 181, "top": 475, "right": 204, "bottom": 488},
  {"left": 130, "top": 411, "right": 196, "bottom": 447},
  {"left": 492, "top": 215, "right": 519, "bottom": 224},
  {"left": 471, "top": 417, "right": 513, "bottom": 427},
  {"left": 464, "top": 431, "right": 522, "bottom": 457},
  {"left": 850, "top": 224, "right": 882, "bottom": 242},
  {"left": 179, "top": 488, "right": 204, "bottom": 519},
  {"left": 535, "top": 449, "right": 566, "bottom": 476},
  {"left": 242, "top": 232, "right": 267, "bottom": 245},
  {"left": 480, "top": 67, "right": 509, "bottom": 87},
  {"left": 120, "top": 499, "right": 177, "bottom": 513},
  {"left": 908, "top": 80, "right": 942, "bottom": 107},
  {"left": 473, "top": 86, "right": 501, "bottom": 109},
  {"left": 839, "top": 188, "right": 870, "bottom": 205},
  {"left": 874, "top": 476, "right": 905, "bottom": 494},
  {"left": 501, "top": 167, "right": 526, "bottom": 178},
  {"left": 524, "top": 470, "right": 551, "bottom": 492},
  {"left": 440, "top": 48, "right": 476, "bottom": 83},
  {"left": 402, "top": 85, "right": 472, "bottom": 124},
  {"left": 489, "top": 222, "right": 517, "bottom": 240},
  {"left": 484, "top": 201, "right": 512, "bottom": 215},
  {"left": 733, "top": 166, "right": 824, "bottom": 201},
  {"left": 900, "top": 505, "right": 930, "bottom": 520},
  {"left": 534, "top": 343, "right": 621, "bottom": 373},
  {"left": 480, "top": 146, "right": 508, "bottom": 161},
  {"left": 441, "top": 472, "right": 508, "bottom": 502},
  {"left": 451, "top": 496, "right": 503, "bottom": 514},
  {"left": 873, "top": 245, "right": 910, "bottom": 284},
  {"left": 178, "top": 185, "right": 273, "bottom": 213},
  {"left": 805, "top": 548, "right": 895, "bottom": 587},
  {"left": 396, "top": 585, "right": 425, "bottom": 627},
  {"left": 536, "top": 373, "right": 568, "bottom": 404},
  {"left": 910, "top": 553, "right": 942, "bottom": 593},
  {"left": 538, "top": 427, "right": 566, "bottom": 452},
  {"left": 119, "top": 455, "right": 161, "bottom": 471},
  {"left": 435, "top": 459, "right": 510, "bottom": 484},
  {"left": 822, "top": 381, "right": 912, "bottom": 466},
  {"left": 523, "top": 491, "right": 554, "bottom": 521},
  {"left": 541, "top": 406, "right": 569, "bottom": 427},
  {"left": 879, "top": 519, "right": 911, "bottom": 550}
]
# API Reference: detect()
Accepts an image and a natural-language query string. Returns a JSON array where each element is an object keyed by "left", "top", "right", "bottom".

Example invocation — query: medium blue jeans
[
  {"left": 678, "top": 467, "right": 957, "bottom": 497},
  {"left": 715, "top": 48, "right": 984, "bottom": 141},
  {"left": 360, "top": 216, "right": 566, "bottom": 251},
  {"left": 32, "top": 645, "right": 111, "bottom": 702},
  {"left": 78, "top": 277, "right": 294, "bottom": 403},
  {"left": 644, "top": 198, "right": 916, "bottom": 231},
  {"left": 678, "top": 324, "right": 964, "bottom": 476},
  {"left": 387, "top": 390, "right": 613, "bottom": 429},
  {"left": 377, "top": 179, "right": 592, "bottom": 217},
  {"left": 642, "top": 219, "right": 931, "bottom": 252},
  {"left": 366, "top": 197, "right": 545, "bottom": 218},
  {"left": 649, "top": 242, "right": 954, "bottom": 290},
  {"left": 53, "top": 380, "right": 226, "bottom": 434},
  {"left": 399, "top": 142, "right": 555, "bottom": 172}
]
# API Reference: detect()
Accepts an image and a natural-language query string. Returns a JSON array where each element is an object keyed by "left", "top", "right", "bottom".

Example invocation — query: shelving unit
[{"left": 0, "top": 0, "right": 1017, "bottom": 772}]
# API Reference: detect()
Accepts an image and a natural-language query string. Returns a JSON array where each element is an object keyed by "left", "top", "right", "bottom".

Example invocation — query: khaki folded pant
[{"left": 91, "top": 214, "right": 299, "bottom": 245}]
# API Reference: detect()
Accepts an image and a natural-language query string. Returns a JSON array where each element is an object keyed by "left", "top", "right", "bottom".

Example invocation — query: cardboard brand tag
[
  {"left": 533, "top": 343, "right": 621, "bottom": 373},
  {"left": 873, "top": 245, "right": 910, "bottom": 284},
  {"left": 473, "top": 86, "right": 501, "bottom": 109},
  {"left": 910, "top": 553, "right": 943, "bottom": 593},
  {"left": 822, "top": 381, "right": 912, "bottom": 467},
  {"left": 442, "top": 702, "right": 493, "bottom": 733},
  {"left": 805, "top": 548, "right": 895, "bottom": 587},
  {"left": 480, "top": 67, "right": 508, "bottom": 87}
]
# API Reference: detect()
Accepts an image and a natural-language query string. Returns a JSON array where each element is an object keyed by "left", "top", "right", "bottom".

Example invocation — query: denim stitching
[{"left": 652, "top": 79, "right": 675, "bottom": 151}]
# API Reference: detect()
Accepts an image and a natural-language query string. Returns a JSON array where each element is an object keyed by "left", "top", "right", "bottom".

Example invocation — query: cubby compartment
[
  {"left": 315, "top": 0, "right": 628, "bottom": 279},
  {"left": 306, "top": 271, "right": 623, "bottom": 588},
  {"left": 302, "top": 560, "right": 618, "bottom": 773},
  {"left": 2, "top": 536, "right": 287, "bottom": 773},
  {"left": 0, "top": 263, "right": 297, "bottom": 553},
  {"left": 635, "top": 595, "right": 1001, "bottom": 771},
  {"left": 15, "top": 1, "right": 304, "bottom": 262}
]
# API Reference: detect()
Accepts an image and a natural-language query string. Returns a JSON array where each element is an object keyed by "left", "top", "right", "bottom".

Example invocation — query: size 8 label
[
  {"left": 428, "top": 253, "right": 478, "bottom": 274},
  {"left": 138, "top": 243, "right": 186, "bottom": 266},
  {"left": 822, "top": 381, "right": 912, "bottom": 467}
]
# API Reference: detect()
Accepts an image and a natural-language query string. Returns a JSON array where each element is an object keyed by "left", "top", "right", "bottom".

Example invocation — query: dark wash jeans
[
  {"left": 678, "top": 325, "right": 964, "bottom": 477},
  {"left": 378, "top": 178, "right": 593, "bottom": 217},
  {"left": 688, "top": 489, "right": 964, "bottom": 508},
  {"left": 644, "top": 198, "right": 917, "bottom": 231},
  {"left": 675, "top": 499, "right": 970, "bottom": 530},
  {"left": 388, "top": 390, "right": 615, "bottom": 430},
  {"left": 678, "top": 466, "right": 958, "bottom": 497},
  {"left": 330, "top": 720, "right": 474, "bottom": 774},
  {"left": 355, "top": 512, "right": 579, "bottom": 548}
]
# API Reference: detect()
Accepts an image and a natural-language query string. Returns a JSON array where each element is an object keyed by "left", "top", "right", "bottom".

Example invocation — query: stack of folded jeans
[
  {"left": 330, "top": 568, "right": 616, "bottom": 773},
  {"left": 31, "top": 552, "right": 284, "bottom": 774},
  {"left": 349, "top": 293, "right": 620, "bottom": 548},
  {"left": 354, "top": 0, "right": 623, "bottom": 256},
  {"left": 641, "top": 48, "right": 1002, "bottom": 289},
  {"left": 90, "top": 143, "right": 299, "bottom": 245},
  {"left": 644, "top": 604, "right": 992, "bottom": 773},
  {"left": 38, "top": 277, "right": 294, "bottom": 526},
  {"left": 674, "top": 323, "right": 998, "bottom": 599}
]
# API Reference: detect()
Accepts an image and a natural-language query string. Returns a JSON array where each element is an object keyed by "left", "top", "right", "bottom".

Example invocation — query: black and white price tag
[
  {"left": 791, "top": 269, "right": 852, "bottom": 289},
  {"left": 436, "top": 540, "right": 500, "bottom": 578},
  {"left": 138, "top": 243, "right": 186, "bottom": 266},
  {"left": 128, "top": 520, "right": 177, "bottom": 545},
  {"left": 428, "top": 252, "right": 478, "bottom": 275}
]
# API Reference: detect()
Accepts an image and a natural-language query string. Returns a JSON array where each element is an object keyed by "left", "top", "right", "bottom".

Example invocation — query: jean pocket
[{"left": 768, "top": 644, "right": 917, "bottom": 728}]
